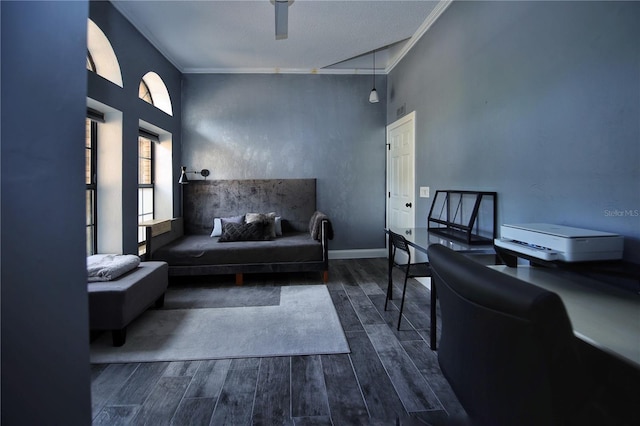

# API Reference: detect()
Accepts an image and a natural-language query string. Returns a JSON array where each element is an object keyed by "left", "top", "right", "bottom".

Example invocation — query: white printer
[{"left": 494, "top": 223, "right": 624, "bottom": 262}]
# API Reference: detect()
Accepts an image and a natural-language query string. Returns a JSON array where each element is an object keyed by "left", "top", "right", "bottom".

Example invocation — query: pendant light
[{"left": 369, "top": 50, "right": 379, "bottom": 103}]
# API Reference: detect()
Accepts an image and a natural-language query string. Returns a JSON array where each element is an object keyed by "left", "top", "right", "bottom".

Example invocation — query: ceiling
[{"left": 111, "top": 0, "right": 450, "bottom": 74}]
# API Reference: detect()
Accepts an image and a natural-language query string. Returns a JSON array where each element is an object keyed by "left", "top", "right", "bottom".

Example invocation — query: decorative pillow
[
  {"left": 222, "top": 215, "right": 244, "bottom": 226},
  {"left": 210, "top": 218, "right": 223, "bottom": 237},
  {"left": 218, "top": 222, "right": 268, "bottom": 242},
  {"left": 275, "top": 216, "right": 283, "bottom": 236},
  {"left": 211, "top": 215, "right": 245, "bottom": 237},
  {"left": 246, "top": 212, "right": 277, "bottom": 239}
]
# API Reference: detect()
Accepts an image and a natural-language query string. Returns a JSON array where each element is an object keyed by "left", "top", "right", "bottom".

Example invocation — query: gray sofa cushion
[{"left": 152, "top": 232, "right": 322, "bottom": 267}]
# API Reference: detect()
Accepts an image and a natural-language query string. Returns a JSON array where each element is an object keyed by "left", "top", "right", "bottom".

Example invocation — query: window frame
[
  {"left": 138, "top": 129, "right": 158, "bottom": 248},
  {"left": 139, "top": 79, "right": 154, "bottom": 105},
  {"left": 86, "top": 50, "right": 96, "bottom": 72},
  {"left": 86, "top": 116, "right": 99, "bottom": 256}
]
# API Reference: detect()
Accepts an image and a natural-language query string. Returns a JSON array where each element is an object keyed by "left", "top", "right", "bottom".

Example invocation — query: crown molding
[
  {"left": 182, "top": 67, "right": 378, "bottom": 75},
  {"left": 385, "top": 0, "right": 453, "bottom": 73}
]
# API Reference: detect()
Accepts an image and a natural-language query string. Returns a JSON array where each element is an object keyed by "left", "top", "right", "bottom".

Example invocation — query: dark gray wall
[
  {"left": 89, "top": 0, "right": 183, "bottom": 254},
  {"left": 388, "top": 1, "right": 640, "bottom": 262},
  {"left": 1, "top": 1, "right": 92, "bottom": 423},
  {"left": 182, "top": 73, "right": 387, "bottom": 250}
]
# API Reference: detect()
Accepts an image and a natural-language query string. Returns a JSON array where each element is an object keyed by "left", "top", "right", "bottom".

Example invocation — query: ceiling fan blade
[{"left": 275, "top": 0, "right": 288, "bottom": 40}]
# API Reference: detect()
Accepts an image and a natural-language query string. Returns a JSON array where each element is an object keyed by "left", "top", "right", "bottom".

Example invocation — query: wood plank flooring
[{"left": 90, "top": 258, "right": 464, "bottom": 425}]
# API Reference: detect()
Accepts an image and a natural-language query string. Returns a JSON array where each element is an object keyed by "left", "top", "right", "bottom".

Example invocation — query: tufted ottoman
[{"left": 88, "top": 261, "right": 168, "bottom": 346}]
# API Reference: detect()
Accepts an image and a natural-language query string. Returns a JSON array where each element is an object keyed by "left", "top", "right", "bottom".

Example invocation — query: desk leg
[{"left": 430, "top": 276, "right": 437, "bottom": 350}]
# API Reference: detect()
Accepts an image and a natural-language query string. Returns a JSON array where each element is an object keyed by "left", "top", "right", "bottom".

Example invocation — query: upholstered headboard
[{"left": 182, "top": 179, "right": 317, "bottom": 235}]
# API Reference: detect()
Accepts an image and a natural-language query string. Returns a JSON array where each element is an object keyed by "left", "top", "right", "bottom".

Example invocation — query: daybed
[{"left": 145, "top": 179, "right": 332, "bottom": 284}]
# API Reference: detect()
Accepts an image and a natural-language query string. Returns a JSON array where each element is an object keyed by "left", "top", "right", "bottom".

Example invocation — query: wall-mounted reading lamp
[{"left": 178, "top": 166, "right": 210, "bottom": 184}]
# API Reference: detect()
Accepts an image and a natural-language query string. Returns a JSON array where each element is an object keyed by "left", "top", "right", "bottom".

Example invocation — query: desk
[
  {"left": 385, "top": 227, "right": 494, "bottom": 349},
  {"left": 386, "top": 228, "right": 640, "bottom": 369},
  {"left": 490, "top": 265, "right": 640, "bottom": 368}
]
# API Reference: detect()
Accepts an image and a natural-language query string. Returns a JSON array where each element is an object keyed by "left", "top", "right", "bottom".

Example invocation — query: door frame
[{"left": 386, "top": 110, "right": 416, "bottom": 231}]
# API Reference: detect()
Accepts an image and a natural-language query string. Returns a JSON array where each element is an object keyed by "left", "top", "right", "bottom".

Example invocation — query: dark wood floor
[{"left": 90, "top": 258, "right": 465, "bottom": 425}]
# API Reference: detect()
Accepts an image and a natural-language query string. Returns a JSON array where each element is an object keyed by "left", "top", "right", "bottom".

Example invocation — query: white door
[
  {"left": 386, "top": 111, "right": 416, "bottom": 265},
  {"left": 386, "top": 111, "right": 416, "bottom": 231},
  {"left": 386, "top": 111, "right": 430, "bottom": 288}
]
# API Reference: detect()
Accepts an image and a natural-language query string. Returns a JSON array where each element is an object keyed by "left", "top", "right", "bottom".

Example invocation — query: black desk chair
[
  {"left": 385, "top": 230, "right": 432, "bottom": 331},
  {"left": 427, "top": 244, "right": 601, "bottom": 426}
]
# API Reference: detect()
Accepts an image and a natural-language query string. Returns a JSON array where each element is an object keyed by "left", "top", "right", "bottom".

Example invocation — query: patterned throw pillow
[
  {"left": 218, "top": 222, "right": 268, "bottom": 242},
  {"left": 210, "top": 215, "right": 245, "bottom": 237}
]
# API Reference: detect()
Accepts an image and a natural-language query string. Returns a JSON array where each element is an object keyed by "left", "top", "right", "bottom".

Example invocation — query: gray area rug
[
  {"left": 90, "top": 285, "right": 349, "bottom": 363},
  {"left": 161, "top": 284, "right": 282, "bottom": 309}
]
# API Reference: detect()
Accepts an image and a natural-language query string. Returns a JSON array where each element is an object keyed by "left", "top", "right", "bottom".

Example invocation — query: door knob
[{"left": 405, "top": 202, "right": 412, "bottom": 208}]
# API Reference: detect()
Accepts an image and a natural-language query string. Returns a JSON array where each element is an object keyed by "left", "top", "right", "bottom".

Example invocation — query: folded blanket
[
  {"left": 87, "top": 254, "right": 140, "bottom": 282},
  {"left": 310, "top": 211, "right": 334, "bottom": 241}
]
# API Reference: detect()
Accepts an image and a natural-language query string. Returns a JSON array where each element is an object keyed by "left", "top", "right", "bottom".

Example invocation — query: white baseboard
[{"left": 328, "top": 249, "right": 387, "bottom": 259}]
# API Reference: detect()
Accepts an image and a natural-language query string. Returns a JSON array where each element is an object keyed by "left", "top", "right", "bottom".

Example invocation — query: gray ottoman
[{"left": 88, "top": 261, "right": 168, "bottom": 346}]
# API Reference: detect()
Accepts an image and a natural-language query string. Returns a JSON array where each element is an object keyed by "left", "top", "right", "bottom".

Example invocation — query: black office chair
[
  {"left": 427, "top": 244, "right": 601, "bottom": 426},
  {"left": 385, "top": 230, "right": 432, "bottom": 331}
]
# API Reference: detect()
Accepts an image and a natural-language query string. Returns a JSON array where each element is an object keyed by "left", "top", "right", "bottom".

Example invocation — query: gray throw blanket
[
  {"left": 310, "top": 211, "right": 334, "bottom": 241},
  {"left": 87, "top": 254, "right": 140, "bottom": 282}
]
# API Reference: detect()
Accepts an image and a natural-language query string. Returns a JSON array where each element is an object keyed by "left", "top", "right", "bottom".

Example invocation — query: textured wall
[
  {"left": 388, "top": 1, "right": 640, "bottom": 262},
  {"left": 182, "top": 73, "right": 387, "bottom": 250},
  {"left": 183, "top": 179, "right": 316, "bottom": 234}
]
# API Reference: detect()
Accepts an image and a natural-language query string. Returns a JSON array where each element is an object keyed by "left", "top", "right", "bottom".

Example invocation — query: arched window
[
  {"left": 86, "top": 19, "right": 123, "bottom": 87},
  {"left": 139, "top": 71, "right": 173, "bottom": 116}
]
